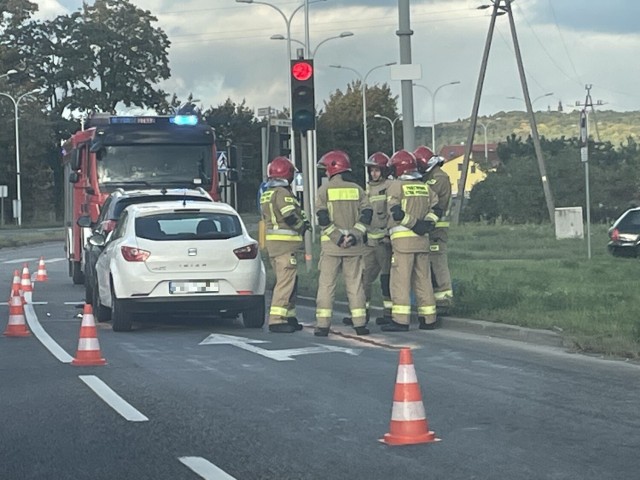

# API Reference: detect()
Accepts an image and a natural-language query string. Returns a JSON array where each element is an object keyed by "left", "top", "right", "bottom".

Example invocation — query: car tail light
[
  {"left": 103, "top": 220, "right": 117, "bottom": 233},
  {"left": 234, "top": 243, "right": 258, "bottom": 260},
  {"left": 611, "top": 228, "right": 620, "bottom": 241},
  {"left": 121, "top": 246, "right": 150, "bottom": 262}
]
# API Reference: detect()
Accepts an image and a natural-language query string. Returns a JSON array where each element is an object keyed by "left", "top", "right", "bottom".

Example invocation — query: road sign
[
  {"left": 580, "top": 147, "right": 588, "bottom": 163},
  {"left": 257, "top": 107, "right": 273, "bottom": 117},
  {"left": 0, "top": 185, "right": 7, "bottom": 198},
  {"left": 199, "top": 334, "right": 361, "bottom": 361},
  {"left": 270, "top": 118, "right": 292, "bottom": 128}
]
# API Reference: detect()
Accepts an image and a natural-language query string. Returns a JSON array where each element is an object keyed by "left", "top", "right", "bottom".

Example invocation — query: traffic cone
[
  {"left": 35, "top": 257, "right": 48, "bottom": 282},
  {"left": 20, "top": 264, "right": 33, "bottom": 303},
  {"left": 3, "top": 286, "right": 31, "bottom": 337},
  {"left": 381, "top": 348, "right": 439, "bottom": 446},
  {"left": 71, "top": 304, "right": 107, "bottom": 366},
  {"left": 10, "top": 269, "right": 20, "bottom": 297}
]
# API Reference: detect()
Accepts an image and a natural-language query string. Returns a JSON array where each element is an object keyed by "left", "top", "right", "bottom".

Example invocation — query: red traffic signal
[{"left": 292, "top": 61, "right": 313, "bottom": 81}]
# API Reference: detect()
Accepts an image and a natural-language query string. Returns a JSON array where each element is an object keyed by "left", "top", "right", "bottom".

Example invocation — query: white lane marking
[
  {"left": 199, "top": 334, "right": 361, "bottom": 361},
  {"left": 42, "top": 257, "right": 66, "bottom": 264},
  {"left": 0, "top": 301, "right": 47, "bottom": 306},
  {"left": 2, "top": 256, "right": 65, "bottom": 265},
  {"left": 24, "top": 304, "right": 74, "bottom": 363},
  {"left": 64, "top": 301, "right": 85, "bottom": 305},
  {"left": 178, "top": 457, "right": 236, "bottom": 480},
  {"left": 79, "top": 375, "right": 149, "bottom": 422}
]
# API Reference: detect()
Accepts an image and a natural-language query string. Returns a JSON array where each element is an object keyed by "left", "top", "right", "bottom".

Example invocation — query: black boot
[
  {"left": 375, "top": 316, "right": 392, "bottom": 325},
  {"left": 342, "top": 317, "right": 353, "bottom": 326},
  {"left": 287, "top": 317, "right": 304, "bottom": 331},
  {"left": 269, "top": 323, "right": 296, "bottom": 333},
  {"left": 381, "top": 321, "right": 409, "bottom": 332},
  {"left": 354, "top": 326, "right": 370, "bottom": 336},
  {"left": 419, "top": 317, "right": 441, "bottom": 330},
  {"left": 314, "top": 327, "right": 330, "bottom": 337}
]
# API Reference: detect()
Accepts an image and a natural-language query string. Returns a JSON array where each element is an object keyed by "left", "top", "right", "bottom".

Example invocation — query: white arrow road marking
[
  {"left": 24, "top": 304, "right": 74, "bottom": 363},
  {"left": 179, "top": 457, "right": 236, "bottom": 480},
  {"left": 199, "top": 334, "right": 362, "bottom": 361},
  {"left": 79, "top": 375, "right": 149, "bottom": 422}
]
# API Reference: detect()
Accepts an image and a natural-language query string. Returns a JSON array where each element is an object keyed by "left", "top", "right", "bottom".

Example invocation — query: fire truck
[{"left": 61, "top": 113, "right": 220, "bottom": 284}]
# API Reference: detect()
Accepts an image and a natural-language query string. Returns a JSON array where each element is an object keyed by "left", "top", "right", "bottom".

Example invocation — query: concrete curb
[{"left": 295, "top": 295, "right": 568, "bottom": 349}]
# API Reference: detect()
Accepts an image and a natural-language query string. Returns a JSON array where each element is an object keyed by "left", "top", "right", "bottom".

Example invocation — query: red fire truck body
[{"left": 61, "top": 114, "right": 219, "bottom": 284}]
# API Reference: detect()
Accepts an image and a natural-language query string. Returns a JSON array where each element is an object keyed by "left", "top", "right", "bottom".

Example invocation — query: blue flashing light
[{"left": 170, "top": 115, "right": 199, "bottom": 126}]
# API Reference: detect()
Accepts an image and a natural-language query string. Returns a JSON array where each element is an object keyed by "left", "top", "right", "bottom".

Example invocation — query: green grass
[
  {"left": 0, "top": 226, "right": 65, "bottom": 248},
  {"left": 244, "top": 216, "right": 640, "bottom": 359}
]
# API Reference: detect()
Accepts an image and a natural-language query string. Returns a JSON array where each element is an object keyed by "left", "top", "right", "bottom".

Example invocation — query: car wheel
[
  {"left": 72, "top": 261, "right": 85, "bottom": 285},
  {"left": 111, "top": 289, "right": 132, "bottom": 332},
  {"left": 242, "top": 296, "right": 265, "bottom": 328},
  {"left": 84, "top": 280, "right": 93, "bottom": 304},
  {"left": 92, "top": 281, "right": 111, "bottom": 322}
]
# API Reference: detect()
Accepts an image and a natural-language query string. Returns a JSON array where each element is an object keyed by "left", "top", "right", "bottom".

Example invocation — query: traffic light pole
[{"left": 300, "top": 132, "right": 313, "bottom": 272}]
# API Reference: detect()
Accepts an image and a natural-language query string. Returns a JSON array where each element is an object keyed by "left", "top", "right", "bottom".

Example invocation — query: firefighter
[
  {"left": 415, "top": 146, "right": 454, "bottom": 311},
  {"left": 315, "top": 150, "right": 373, "bottom": 337},
  {"left": 342, "top": 152, "right": 393, "bottom": 326},
  {"left": 260, "top": 156, "right": 309, "bottom": 333},
  {"left": 383, "top": 150, "right": 439, "bottom": 331}
]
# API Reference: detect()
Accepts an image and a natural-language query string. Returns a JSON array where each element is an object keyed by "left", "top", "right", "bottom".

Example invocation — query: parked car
[
  {"left": 607, "top": 207, "right": 640, "bottom": 257},
  {"left": 90, "top": 200, "right": 265, "bottom": 331},
  {"left": 83, "top": 188, "right": 214, "bottom": 308}
]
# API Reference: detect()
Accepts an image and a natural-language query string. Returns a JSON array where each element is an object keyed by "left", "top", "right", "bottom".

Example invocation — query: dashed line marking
[
  {"left": 79, "top": 375, "right": 149, "bottom": 422},
  {"left": 178, "top": 457, "right": 236, "bottom": 480}
]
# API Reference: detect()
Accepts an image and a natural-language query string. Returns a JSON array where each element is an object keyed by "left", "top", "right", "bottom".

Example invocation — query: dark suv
[
  {"left": 83, "top": 188, "right": 214, "bottom": 313},
  {"left": 607, "top": 207, "right": 640, "bottom": 257}
]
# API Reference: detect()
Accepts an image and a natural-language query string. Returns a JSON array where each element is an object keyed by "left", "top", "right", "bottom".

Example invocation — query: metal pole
[
  {"left": 300, "top": 133, "right": 313, "bottom": 271},
  {"left": 14, "top": 98, "right": 21, "bottom": 226},
  {"left": 397, "top": 0, "right": 415, "bottom": 151},
  {"left": 391, "top": 120, "right": 396, "bottom": 153},
  {"left": 431, "top": 93, "right": 436, "bottom": 152}
]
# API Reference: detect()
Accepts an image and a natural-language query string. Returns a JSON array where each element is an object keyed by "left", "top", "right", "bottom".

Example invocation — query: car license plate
[{"left": 169, "top": 281, "right": 219, "bottom": 294}]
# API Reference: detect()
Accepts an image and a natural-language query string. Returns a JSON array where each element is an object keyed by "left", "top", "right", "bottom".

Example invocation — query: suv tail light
[
  {"left": 611, "top": 228, "right": 620, "bottom": 241},
  {"left": 121, "top": 246, "right": 150, "bottom": 262},
  {"left": 234, "top": 243, "right": 258, "bottom": 260}
]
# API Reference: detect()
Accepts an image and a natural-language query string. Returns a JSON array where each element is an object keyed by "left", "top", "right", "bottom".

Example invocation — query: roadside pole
[{"left": 580, "top": 109, "right": 591, "bottom": 259}]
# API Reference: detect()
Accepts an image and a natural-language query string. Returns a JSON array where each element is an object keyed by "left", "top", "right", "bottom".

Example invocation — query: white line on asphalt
[
  {"left": 24, "top": 304, "right": 74, "bottom": 363},
  {"left": 178, "top": 457, "right": 236, "bottom": 480},
  {"left": 0, "top": 301, "right": 47, "bottom": 306},
  {"left": 3, "top": 257, "right": 38, "bottom": 264},
  {"left": 79, "top": 375, "right": 149, "bottom": 422},
  {"left": 64, "top": 301, "right": 85, "bottom": 305}
]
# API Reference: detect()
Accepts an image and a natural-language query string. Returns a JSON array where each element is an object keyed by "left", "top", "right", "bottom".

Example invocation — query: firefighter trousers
[
  {"left": 315, "top": 252, "right": 367, "bottom": 328},
  {"left": 268, "top": 252, "right": 298, "bottom": 325},
  {"left": 390, "top": 251, "right": 437, "bottom": 325},
  {"left": 363, "top": 242, "right": 392, "bottom": 317},
  {"left": 429, "top": 238, "right": 453, "bottom": 306}
]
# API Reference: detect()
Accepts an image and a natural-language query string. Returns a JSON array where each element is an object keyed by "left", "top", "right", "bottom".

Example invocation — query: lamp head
[{"left": 339, "top": 32, "right": 354, "bottom": 38}]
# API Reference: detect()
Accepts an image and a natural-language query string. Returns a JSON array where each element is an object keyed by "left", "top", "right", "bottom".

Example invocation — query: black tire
[
  {"left": 92, "top": 281, "right": 111, "bottom": 322},
  {"left": 242, "top": 296, "right": 265, "bottom": 328},
  {"left": 72, "top": 261, "right": 85, "bottom": 285},
  {"left": 111, "top": 289, "right": 132, "bottom": 332}
]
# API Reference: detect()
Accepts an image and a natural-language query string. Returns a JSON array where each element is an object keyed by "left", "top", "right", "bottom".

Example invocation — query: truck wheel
[
  {"left": 242, "top": 297, "right": 265, "bottom": 328},
  {"left": 72, "top": 261, "right": 85, "bottom": 285},
  {"left": 111, "top": 289, "right": 132, "bottom": 332}
]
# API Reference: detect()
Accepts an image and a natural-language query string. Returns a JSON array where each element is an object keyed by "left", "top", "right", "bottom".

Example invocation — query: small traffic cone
[
  {"left": 71, "top": 304, "right": 107, "bottom": 366},
  {"left": 10, "top": 269, "right": 20, "bottom": 296},
  {"left": 4, "top": 287, "right": 31, "bottom": 337},
  {"left": 381, "top": 348, "right": 439, "bottom": 446},
  {"left": 35, "top": 257, "right": 48, "bottom": 282},
  {"left": 20, "top": 264, "right": 33, "bottom": 303}
]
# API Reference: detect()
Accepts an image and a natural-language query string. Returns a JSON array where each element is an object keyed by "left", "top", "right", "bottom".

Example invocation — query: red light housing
[
  {"left": 234, "top": 243, "right": 259, "bottom": 260},
  {"left": 611, "top": 228, "right": 619, "bottom": 241},
  {"left": 291, "top": 61, "right": 313, "bottom": 81},
  {"left": 121, "top": 246, "right": 150, "bottom": 262}
]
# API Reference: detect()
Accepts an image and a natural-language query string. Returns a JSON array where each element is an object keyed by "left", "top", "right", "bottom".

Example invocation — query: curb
[{"left": 295, "top": 295, "right": 567, "bottom": 349}]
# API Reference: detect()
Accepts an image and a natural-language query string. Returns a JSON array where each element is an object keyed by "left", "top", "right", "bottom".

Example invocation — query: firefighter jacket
[
  {"left": 260, "top": 181, "right": 306, "bottom": 258},
  {"left": 386, "top": 175, "right": 439, "bottom": 253},
  {"left": 424, "top": 165, "right": 452, "bottom": 229},
  {"left": 366, "top": 177, "right": 393, "bottom": 246},
  {"left": 315, "top": 173, "right": 372, "bottom": 257}
]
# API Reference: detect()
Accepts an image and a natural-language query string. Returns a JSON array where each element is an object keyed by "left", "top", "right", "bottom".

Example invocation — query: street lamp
[
  {"left": 329, "top": 62, "right": 396, "bottom": 179},
  {"left": 478, "top": 117, "right": 501, "bottom": 161},
  {"left": 0, "top": 88, "right": 40, "bottom": 226},
  {"left": 374, "top": 114, "right": 402, "bottom": 152},
  {"left": 413, "top": 81, "right": 460, "bottom": 154},
  {"left": 271, "top": 31, "right": 353, "bottom": 59},
  {"left": 507, "top": 92, "right": 554, "bottom": 108},
  {"left": 0, "top": 69, "right": 18, "bottom": 80}
]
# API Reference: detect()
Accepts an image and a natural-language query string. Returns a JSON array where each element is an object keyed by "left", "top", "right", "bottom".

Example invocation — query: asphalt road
[{"left": 1, "top": 241, "right": 639, "bottom": 480}]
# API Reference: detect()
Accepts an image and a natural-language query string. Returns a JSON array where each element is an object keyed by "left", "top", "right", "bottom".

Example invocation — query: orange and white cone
[
  {"left": 10, "top": 269, "right": 20, "bottom": 297},
  {"left": 71, "top": 304, "right": 107, "bottom": 366},
  {"left": 4, "top": 286, "right": 31, "bottom": 337},
  {"left": 35, "top": 257, "right": 48, "bottom": 282},
  {"left": 20, "top": 264, "right": 33, "bottom": 303},
  {"left": 381, "top": 348, "right": 439, "bottom": 445}
]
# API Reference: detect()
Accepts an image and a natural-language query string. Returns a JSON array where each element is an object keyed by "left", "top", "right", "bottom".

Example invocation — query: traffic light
[{"left": 290, "top": 59, "right": 315, "bottom": 132}]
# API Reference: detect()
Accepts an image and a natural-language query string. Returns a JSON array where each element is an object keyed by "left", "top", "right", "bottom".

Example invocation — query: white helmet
[{"left": 425, "top": 155, "right": 445, "bottom": 172}]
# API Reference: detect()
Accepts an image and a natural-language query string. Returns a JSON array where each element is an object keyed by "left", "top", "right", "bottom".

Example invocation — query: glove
[
  {"left": 390, "top": 205, "right": 405, "bottom": 222},
  {"left": 345, "top": 234, "right": 357, "bottom": 247},
  {"left": 433, "top": 206, "right": 443, "bottom": 218},
  {"left": 412, "top": 219, "right": 436, "bottom": 236},
  {"left": 362, "top": 232, "right": 368, "bottom": 245},
  {"left": 337, "top": 234, "right": 347, "bottom": 247}
]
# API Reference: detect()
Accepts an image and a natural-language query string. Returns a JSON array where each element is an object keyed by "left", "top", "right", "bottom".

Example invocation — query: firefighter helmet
[
  {"left": 389, "top": 150, "right": 418, "bottom": 178},
  {"left": 424, "top": 155, "right": 445, "bottom": 173},
  {"left": 267, "top": 156, "right": 295, "bottom": 182},
  {"left": 413, "top": 146, "right": 435, "bottom": 173},
  {"left": 317, "top": 150, "right": 351, "bottom": 177},
  {"left": 365, "top": 152, "right": 390, "bottom": 178}
]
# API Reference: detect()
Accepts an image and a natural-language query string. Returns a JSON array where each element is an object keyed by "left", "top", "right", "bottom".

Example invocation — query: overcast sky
[{"left": 33, "top": 0, "right": 640, "bottom": 126}]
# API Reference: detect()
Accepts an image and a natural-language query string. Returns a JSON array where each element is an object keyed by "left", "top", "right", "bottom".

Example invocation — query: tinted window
[
  {"left": 617, "top": 210, "right": 640, "bottom": 231},
  {"left": 135, "top": 212, "right": 242, "bottom": 241},
  {"left": 111, "top": 196, "right": 210, "bottom": 220}
]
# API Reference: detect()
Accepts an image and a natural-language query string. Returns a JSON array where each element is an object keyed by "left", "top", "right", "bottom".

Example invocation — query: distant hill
[{"left": 415, "top": 110, "right": 640, "bottom": 150}]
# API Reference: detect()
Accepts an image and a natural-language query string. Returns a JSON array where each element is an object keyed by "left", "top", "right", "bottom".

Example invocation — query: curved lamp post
[
  {"left": 374, "top": 114, "right": 402, "bottom": 153},
  {"left": 413, "top": 81, "right": 460, "bottom": 153}
]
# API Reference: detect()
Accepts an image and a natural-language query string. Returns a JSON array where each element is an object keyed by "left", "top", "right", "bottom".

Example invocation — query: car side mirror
[
  {"left": 88, "top": 233, "right": 106, "bottom": 247},
  {"left": 77, "top": 215, "right": 92, "bottom": 228},
  {"left": 69, "top": 172, "right": 79, "bottom": 183}
]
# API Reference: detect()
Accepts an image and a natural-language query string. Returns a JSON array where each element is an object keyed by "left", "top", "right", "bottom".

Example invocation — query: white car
[{"left": 91, "top": 200, "right": 266, "bottom": 331}]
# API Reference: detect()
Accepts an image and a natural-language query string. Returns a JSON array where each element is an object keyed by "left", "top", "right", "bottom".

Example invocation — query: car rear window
[
  {"left": 135, "top": 212, "right": 242, "bottom": 241},
  {"left": 617, "top": 210, "right": 640, "bottom": 231},
  {"left": 112, "top": 196, "right": 211, "bottom": 220}
]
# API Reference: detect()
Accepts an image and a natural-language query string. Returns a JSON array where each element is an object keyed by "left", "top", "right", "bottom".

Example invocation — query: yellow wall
[{"left": 441, "top": 155, "right": 487, "bottom": 197}]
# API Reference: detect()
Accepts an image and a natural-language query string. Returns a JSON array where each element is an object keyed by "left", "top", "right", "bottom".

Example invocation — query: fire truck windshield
[{"left": 96, "top": 145, "right": 213, "bottom": 187}]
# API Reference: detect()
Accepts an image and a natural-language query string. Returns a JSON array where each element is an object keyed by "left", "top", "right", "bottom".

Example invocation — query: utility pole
[
  {"left": 451, "top": 0, "right": 555, "bottom": 225},
  {"left": 397, "top": 0, "right": 416, "bottom": 151}
]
